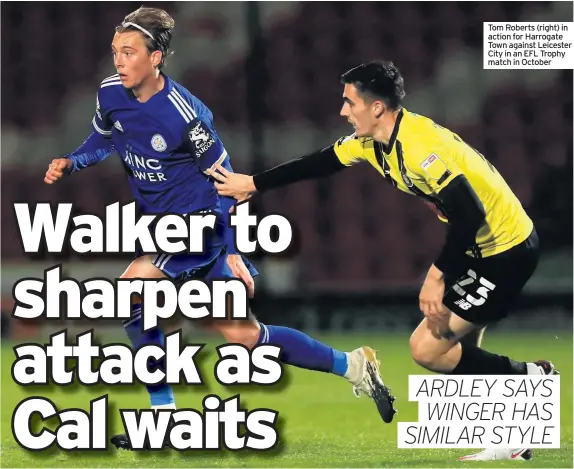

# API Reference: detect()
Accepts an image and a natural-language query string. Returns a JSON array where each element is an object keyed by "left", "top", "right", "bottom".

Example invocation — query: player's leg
[
  {"left": 453, "top": 328, "right": 536, "bottom": 463},
  {"left": 118, "top": 255, "right": 176, "bottom": 408},
  {"left": 409, "top": 281, "right": 548, "bottom": 462},
  {"left": 450, "top": 322, "right": 536, "bottom": 461},
  {"left": 459, "top": 326, "right": 485, "bottom": 348},
  {"left": 144, "top": 248, "right": 355, "bottom": 378},
  {"left": 410, "top": 230, "right": 557, "bottom": 376},
  {"left": 200, "top": 303, "right": 396, "bottom": 423},
  {"left": 409, "top": 313, "right": 535, "bottom": 374},
  {"left": 436, "top": 233, "right": 557, "bottom": 461},
  {"left": 195, "top": 252, "right": 396, "bottom": 423},
  {"left": 410, "top": 302, "right": 557, "bottom": 376},
  {"left": 111, "top": 254, "right": 175, "bottom": 450}
]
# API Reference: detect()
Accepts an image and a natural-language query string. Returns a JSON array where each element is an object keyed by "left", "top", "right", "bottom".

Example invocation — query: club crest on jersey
[
  {"left": 421, "top": 153, "right": 448, "bottom": 180},
  {"left": 151, "top": 134, "right": 167, "bottom": 152}
]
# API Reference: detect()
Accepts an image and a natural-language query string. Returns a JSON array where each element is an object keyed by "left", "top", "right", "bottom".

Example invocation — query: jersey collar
[
  {"left": 382, "top": 108, "right": 404, "bottom": 155},
  {"left": 124, "top": 72, "right": 172, "bottom": 103}
]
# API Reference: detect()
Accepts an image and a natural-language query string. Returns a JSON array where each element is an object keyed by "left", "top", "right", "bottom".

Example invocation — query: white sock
[
  {"left": 152, "top": 403, "right": 177, "bottom": 411},
  {"left": 344, "top": 351, "right": 362, "bottom": 384}
]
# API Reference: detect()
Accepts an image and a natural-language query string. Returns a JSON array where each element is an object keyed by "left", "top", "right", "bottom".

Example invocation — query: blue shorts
[
  {"left": 150, "top": 248, "right": 258, "bottom": 282},
  {"left": 145, "top": 211, "right": 258, "bottom": 282}
]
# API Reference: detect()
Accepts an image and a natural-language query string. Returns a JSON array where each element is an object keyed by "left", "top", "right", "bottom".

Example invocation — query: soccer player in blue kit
[{"left": 43, "top": 7, "right": 396, "bottom": 450}]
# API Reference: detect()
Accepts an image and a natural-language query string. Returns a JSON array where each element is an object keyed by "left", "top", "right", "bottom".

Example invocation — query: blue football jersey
[{"left": 93, "top": 73, "right": 231, "bottom": 215}]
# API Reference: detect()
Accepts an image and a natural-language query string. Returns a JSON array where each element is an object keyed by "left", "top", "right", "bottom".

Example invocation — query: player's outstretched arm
[
  {"left": 207, "top": 145, "right": 347, "bottom": 201},
  {"left": 44, "top": 131, "right": 115, "bottom": 185},
  {"left": 65, "top": 131, "right": 115, "bottom": 173}
]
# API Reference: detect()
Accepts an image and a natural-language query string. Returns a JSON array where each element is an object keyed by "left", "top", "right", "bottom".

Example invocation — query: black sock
[{"left": 452, "top": 343, "right": 527, "bottom": 375}]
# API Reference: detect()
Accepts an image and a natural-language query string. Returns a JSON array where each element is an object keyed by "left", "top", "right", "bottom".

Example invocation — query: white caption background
[{"left": 484, "top": 22, "right": 573, "bottom": 69}]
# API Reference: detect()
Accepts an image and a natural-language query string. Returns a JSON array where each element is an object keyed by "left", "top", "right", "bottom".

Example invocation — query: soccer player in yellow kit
[{"left": 208, "top": 60, "right": 559, "bottom": 461}]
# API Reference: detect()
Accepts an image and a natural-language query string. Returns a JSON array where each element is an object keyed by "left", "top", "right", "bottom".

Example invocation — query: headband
[{"left": 122, "top": 22, "right": 154, "bottom": 40}]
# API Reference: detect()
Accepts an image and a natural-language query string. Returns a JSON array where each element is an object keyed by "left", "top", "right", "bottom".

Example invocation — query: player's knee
[
  {"left": 410, "top": 348, "right": 439, "bottom": 369},
  {"left": 409, "top": 334, "right": 440, "bottom": 369},
  {"left": 409, "top": 329, "right": 427, "bottom": 364}
]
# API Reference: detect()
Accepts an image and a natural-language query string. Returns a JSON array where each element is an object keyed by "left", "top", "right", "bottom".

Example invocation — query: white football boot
[
  {"left": 458, "top": 448, "right": 532, "bottom": 461},
  {"left": 345, "top": 346, "right": 397, "bottom": 423}
]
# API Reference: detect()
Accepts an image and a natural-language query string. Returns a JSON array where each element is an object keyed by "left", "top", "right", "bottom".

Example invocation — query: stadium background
[
  {"left": 1, "top": 0, "right": 571, "bottom": 336},
  {"left": 0, "top": 2, "right": 572, "bottom": 467}
]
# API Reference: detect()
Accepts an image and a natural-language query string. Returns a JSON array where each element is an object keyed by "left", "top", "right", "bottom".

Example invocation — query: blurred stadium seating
[{"left": 1, "top": 1, "right": 572, "bottom": 293}]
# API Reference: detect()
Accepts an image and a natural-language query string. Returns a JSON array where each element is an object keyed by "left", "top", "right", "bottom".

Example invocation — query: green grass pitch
[{"left": 1, "top": 330, "right": 572, "bottom": 468}]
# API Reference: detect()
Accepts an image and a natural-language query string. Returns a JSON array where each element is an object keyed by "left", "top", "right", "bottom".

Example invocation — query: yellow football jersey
[{"left": 333, "top": 108, "right": 533, "bottom": 258}]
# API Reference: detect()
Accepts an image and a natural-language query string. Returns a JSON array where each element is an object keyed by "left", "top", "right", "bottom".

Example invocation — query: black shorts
[{"left": 443, "top": 229, "right": 540, "bottom": 325}]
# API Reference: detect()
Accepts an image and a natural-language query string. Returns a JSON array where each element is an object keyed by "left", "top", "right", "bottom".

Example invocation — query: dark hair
[
  {"left": 116, "top": 6, "right": 175, "bottom": 69},
  {"left": 341, "top": 60, "right": 405, "bottom": 109}
]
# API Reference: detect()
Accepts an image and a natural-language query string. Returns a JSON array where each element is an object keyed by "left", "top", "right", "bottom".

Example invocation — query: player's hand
[
  {"left": 226, "top": 254, "right": 255, "bottom": 298},
  {"left": 206, "top": 164, "right": 256, "bottom": 202},
  {"left": 419, "top": 264, "right": 449, "bottom": 326},
  {"left": 44, "top": 158, "right": 72, "bottom": 184}
]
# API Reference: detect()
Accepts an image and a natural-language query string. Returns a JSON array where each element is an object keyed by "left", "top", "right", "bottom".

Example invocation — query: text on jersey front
[{"left": 123, "top": 150, "right": 166, "bottom": 182}]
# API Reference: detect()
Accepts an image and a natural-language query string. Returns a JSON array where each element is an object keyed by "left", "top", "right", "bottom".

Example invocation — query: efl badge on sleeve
[
  {"left": 151, "top": 134, "right": 167, "bottom": 152},
  {"left": 421, "top": 153, "right": 448, "bottom": 181}
]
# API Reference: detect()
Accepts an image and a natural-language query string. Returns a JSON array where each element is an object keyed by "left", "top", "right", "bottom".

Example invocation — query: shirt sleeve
[
  {"left": 184, "top": 116, "right": 228, "bottom": 173},
  {"left": 91, "top": 90, "right": 114, "bottom": 138},
  {"left": 410, "top": 146, "right": 461, "bottom": 194},
  {"left": 66, "top": 132, "right": 115, "bottom": 173},
  {"left": 432, "top": 175, "right": 486, "bottom": 278},
  {"left": 252, "top": 145, "right": 346, "bottom": 192},
  {"left": 405, "top": 141, "right": 486, "bottom": 277},
  {"left": 333, "top": 133, "right": 368, "bottom": 166},
  {"left": 184, "top": 116, "right": 238, "bottom": 253}
]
